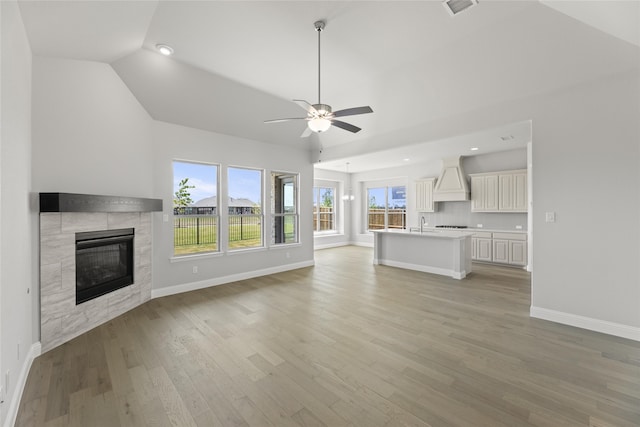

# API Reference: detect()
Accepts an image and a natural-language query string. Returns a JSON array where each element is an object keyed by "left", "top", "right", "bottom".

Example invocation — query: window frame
[
  {"left": 366, "top": 185, "right": 407, "bottom": 232},
  {"left": 271, "top": 171, "right": 299, "bottom": 246},
  {"left": 227, "top": 166, "right": 264, "bottom": 251},
  {"left": 172, "top": 160, "right": 220, "bottom": 257},
  {"left": 313, "top": 185, "right": 337, "bottom": 233}
]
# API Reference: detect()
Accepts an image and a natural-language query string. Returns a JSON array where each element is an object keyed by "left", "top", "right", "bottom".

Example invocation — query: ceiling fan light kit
[
  {"left": 264, "top": 20, "right": 373, "bottom": 137},
  {"left": 309, "top": 117, "right": 331, "bottom": 133}
]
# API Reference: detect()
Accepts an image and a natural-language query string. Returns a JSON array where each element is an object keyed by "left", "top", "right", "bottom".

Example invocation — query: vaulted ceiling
[{"left": 18, "top": 1, "right": 640, "bottom": 171}]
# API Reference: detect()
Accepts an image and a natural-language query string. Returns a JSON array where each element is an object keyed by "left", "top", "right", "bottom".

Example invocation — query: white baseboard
[
  {"left": 151, "top": 260, "right": 315, "bottom": 299},
  {"left": 4, "top": 342, "right": 41, "bottom": 427},
  {"left": 313, "top": 242, "right": 350, "bottom": 250},
  {"left": 376, "top": 259, "right": 466, "bottom": 280},
  {"left": 351, "top": 241, "right": 373, "bottom": 248},
  {"left": 530, "top": 306, "right": 640, "bottom": 342}
]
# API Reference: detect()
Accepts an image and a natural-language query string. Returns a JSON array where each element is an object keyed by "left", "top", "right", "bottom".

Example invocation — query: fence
[
  {"left": 313, "top": 206, "right": 334, "bottom": 231},
  {"left": 367, "top": 208, "right": 406, "bottom": 230},
  {"left": 174, "top": 216, "right": 218, "bottom": 248},
  {"left": 174, "top": 214, "right": 262, "bottom": 252},
  {"left": 228, "top": 215, "right": 262, "bottom": 244}
]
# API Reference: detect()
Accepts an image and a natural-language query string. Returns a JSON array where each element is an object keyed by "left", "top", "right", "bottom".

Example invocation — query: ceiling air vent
[{"left": 443, "top": 0, "right": 478, "bottom": 16}]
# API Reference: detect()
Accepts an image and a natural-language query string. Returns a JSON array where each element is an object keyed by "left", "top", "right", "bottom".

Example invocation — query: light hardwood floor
[{"left": 16, "top": 246, "right": 640, "bottom": 426}]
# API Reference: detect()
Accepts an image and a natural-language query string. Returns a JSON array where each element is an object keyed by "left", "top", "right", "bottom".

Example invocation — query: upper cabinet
[
  {"left": 470, "top": 174, "right": 498, "bottom": 211},
  {"left": 470, "top": 169, "right": 527, "bottom": 213},
  {"left": 415, "top": 178, "right": 437, "bottom": 212}
]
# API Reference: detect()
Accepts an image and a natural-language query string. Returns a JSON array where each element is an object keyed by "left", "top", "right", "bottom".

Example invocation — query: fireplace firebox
[{"left": 75, "top": 228, "right": 134, "bottom": 304}]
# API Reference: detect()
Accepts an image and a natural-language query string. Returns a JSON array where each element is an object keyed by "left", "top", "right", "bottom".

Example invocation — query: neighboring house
[{"left": 174, "top": 196, "right": 259, "bottom": 215}]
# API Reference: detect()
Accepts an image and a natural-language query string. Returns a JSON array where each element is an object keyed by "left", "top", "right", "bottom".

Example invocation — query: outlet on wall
[{"left": 192, "top": 266, "right": 198, "bottom": 274}]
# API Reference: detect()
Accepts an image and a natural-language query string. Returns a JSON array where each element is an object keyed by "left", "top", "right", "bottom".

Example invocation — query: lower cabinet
[
  {"left": 471, "top": 232, "right": 493, "bottom": 262},
  {"left": 492, "top": 239, "right": 509, "bottom": 263},
  {"left": 472, "top": 231, "right": 527, "bottom": 267},
  {"left": 509, "top": 240, "right": 527, "bottom": 266}
]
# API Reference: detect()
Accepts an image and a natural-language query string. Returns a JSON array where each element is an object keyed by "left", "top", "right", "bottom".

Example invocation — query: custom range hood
[{"left": 433, "top": 156, "right": 470, "bottom": 201}]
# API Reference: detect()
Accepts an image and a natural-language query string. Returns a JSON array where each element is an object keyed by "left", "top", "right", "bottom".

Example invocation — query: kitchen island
[{"left": 373, "top": 229, "right": 473, "bottom": 279}]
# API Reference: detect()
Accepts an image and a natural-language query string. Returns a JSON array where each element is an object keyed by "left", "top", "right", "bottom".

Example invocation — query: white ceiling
[
  {"left": 18, "top": 1, "right": 640, "bottom": 172},
  {"left": 315, "top": 120, "right": 532, "bottom": 173}
]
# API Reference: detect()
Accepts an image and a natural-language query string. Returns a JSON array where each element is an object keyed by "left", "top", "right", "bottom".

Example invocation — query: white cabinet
[
  {"left": 493, "top": 232, "right": 527, "bottom": 266},
  {"left": 471, "top": 231, "right": 492, "bottom": 262},
  {"left": 472, "top": 231, "right": 527, "bottom": 267},
  {"left": 416, "top": 178, "right": 437, "bottom": 212},
  {"left": 470, "top": 169, "right": 527, "bottom": 213},
  {"left": 492, "top": 239, "right": 509, "bottom": 263},
  {"left": 509, "top": 240, "right": 527, "bottom": 266},
  {"left": 498, "top": 171, "right": 527, "bottom": 211},
  {"left": 470, "top": 175, "right": 498, "bottom": 212}
]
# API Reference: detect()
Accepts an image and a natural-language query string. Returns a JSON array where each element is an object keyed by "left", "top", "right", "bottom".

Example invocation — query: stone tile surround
[{"left": 40, "top": 212, "right": 152, "bottom": 352}]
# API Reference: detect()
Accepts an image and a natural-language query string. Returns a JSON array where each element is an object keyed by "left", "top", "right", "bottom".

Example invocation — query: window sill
[
  {"left": 269, "top": 242, "right": 302, "bottom": 250},
  {"left": 170, "top": 251, "right": 223, "bottom": 263},
  {"left": 314, "top": 230, "right": 339, "bottom": 236},
  {"left": 227, "top": 246, "right": 267, "bottom": 256}
]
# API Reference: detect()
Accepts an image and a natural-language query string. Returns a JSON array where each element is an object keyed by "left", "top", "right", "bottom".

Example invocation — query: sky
[
  {"left": 173, "top": 161, "right": 262, "bottom": 205},
  {"left": 368, "top": 186, "right": 406, "bottom": 208}
]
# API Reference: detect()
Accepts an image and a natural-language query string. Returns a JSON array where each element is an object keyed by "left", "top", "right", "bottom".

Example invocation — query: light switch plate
[{"left": 545, "top": 212, "right": 556, "bottom": 223}]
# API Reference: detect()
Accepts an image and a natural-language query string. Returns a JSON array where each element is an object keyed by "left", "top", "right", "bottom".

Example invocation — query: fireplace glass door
[{"left": 75, "top": 228, "right": 134, "bottom": 304}]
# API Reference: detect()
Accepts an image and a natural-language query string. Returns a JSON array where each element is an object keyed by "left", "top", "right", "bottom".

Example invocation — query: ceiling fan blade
[
  {"left": 293, "top": 99, "right": 318, "bottom": 115},
  {"left": 264, "top": 117, "right": 307, "bottom": 124},
  {"left": 332, "top": 106, "right": 373, "bottom": 118},
  {"left": 300, "top": 126, "right": 313, "bottom": 138},
  {"left": 331, "top": 120, "right": 362, "bottom": 133}
]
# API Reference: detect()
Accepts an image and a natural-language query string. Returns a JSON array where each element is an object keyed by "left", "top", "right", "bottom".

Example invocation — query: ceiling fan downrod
[{"left": 314, "top": 20, "right": 325, "bottom": 107}]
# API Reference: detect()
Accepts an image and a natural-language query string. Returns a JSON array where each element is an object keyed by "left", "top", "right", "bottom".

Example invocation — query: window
[
  {"left": 228, "top": 167, "right": 263, "bottom": 250},
  {"left": 313, "top": 186, "right": 335, "bottom": 232},
  {"left": 272, "top": 172, "right": 298, "bottom": 245},
  {"left": 367, "top": 186, "right": 406, "bottom": 231},
  {"left": 173, "top": 161, "right": 219, "bottom": 255}
]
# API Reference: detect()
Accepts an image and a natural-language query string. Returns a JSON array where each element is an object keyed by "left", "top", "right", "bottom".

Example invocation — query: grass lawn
[{"left": 174, "top": 222, "right": 262, "bottom": 255}]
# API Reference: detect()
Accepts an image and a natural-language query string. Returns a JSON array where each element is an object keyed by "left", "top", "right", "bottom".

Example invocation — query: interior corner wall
[
  {"left": 0, "top": 1, "right": 35, "bottom": 425},
  {"left": 31, "top": 56, "right": 154, "bottom": 197},
  {"left": 150, "top": 120, "right": 314, "bottom": 294}
]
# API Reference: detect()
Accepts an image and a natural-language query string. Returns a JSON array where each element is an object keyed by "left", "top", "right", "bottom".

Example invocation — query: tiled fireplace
[{"left": 39, "top": 193, "right": 161, "bottom": 352}]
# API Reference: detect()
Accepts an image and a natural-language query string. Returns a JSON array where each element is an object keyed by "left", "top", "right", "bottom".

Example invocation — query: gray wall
[
  {"left": 531, "top": 71, "right": 639, "bottom": 332},
  {"left": 0, "top": 2, "right": 35, "bottom": 425}
]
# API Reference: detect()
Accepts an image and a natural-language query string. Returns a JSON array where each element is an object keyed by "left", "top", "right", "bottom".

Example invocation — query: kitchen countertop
[
  {"left": 374, "top": 229, "right": 475, "bottom": 239},
  {"left": 420, "top": 227, "right": 527, "bottom": 234}
]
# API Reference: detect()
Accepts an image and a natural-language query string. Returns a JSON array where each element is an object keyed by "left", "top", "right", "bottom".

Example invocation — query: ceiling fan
[{"left": 265, "top": 20, "right": 373, "bottom": 137}]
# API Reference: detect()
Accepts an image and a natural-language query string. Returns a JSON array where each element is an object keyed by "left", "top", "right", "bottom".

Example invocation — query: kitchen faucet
[{"left": 420, "top": 217, "right": 426, "bottom": 234}]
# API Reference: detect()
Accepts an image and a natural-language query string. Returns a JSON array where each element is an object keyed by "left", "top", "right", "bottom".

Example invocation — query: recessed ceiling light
[
  {"left": 156, "top": 44, "right": 174, "bottom": 56},
  {"left": 470, "top": 147, "right": 479, "bottom": 151},
  {"left": 403, "top": 158, "right": 410, "bottom": 162}
]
